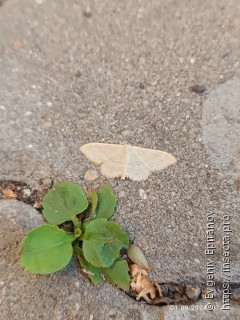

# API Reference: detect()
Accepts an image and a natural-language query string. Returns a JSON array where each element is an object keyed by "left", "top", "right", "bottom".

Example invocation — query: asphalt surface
[{"left": 0, "top": 0, "right": 240, "bottom": 319}]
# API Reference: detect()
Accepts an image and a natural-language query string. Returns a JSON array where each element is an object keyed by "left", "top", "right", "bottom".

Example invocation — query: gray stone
[
  {"left": 83, "top": 7, "right": 92, "bottom": 19},
  {"left": 190, "top": 85, "right": 207, "bottom": 94},
  {"left": 202, "top": 79, "right": 240, "bottom": 178}
]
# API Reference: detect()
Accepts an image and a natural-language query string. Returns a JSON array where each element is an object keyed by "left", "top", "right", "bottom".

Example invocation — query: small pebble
[
  {"left": 38, "top": 177, "right": 53, "bottom": 189},
  {"left": 185, "top": 285, "right": 201, "bottom": 301},
  {"left": 118, "top": 191, "right": 125, "bottom": 198},
  {"left": 139, "top": 81, "right": 145, "bottom": 89},
  {"left": 139, "top": 189, "right": 147, "bottom": 200},
  {"left": 84, "top": 170, "right": 98, "bottom": 181},
  {"left": 75, "top": 71, "right": 81, "bottom": 78},
  {"left": 218, "top": 76, "right": 227, "bottom": 84},
  {"left": 83, "top": 8, "right": 92, "bottom": 18},
  {"left": 190, "top": 84, "right": 206, "bottom": 94},
  {"left": 190, "top": 57, "right": 196, "bottom": 64},
  {"left": 23, "top": 189, "right": 31, "bottom": 197},
  {"left": 24, "top": 111, "right": 32, "bottom": 116},
  {"left": 222, "top": 52, "right": 230, "bottom": 59}
]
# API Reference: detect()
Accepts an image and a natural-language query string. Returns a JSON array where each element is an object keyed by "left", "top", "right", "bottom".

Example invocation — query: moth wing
[
  {"left": 132, "top": 146, "right": 177, "bottom": 172},
  {"left": 80, "top": 143, "right": 124, "bottom": 165},
  {"left": 100, "top": 152, "right": 125, "bottom": 179},
  {"left": 124, "top": 148, "right": 149, "bottom": 181}
]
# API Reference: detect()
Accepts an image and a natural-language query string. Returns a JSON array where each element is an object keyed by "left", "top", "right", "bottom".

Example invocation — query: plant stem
[
  {"left": 72, "top": 217, "right": 81, "bottom": 229},
  {"left": 73, "top": 241, "right": 82, "bottom": 255},
  {"left": 72, "top": 217, "right": 82, "bottom": 238}
]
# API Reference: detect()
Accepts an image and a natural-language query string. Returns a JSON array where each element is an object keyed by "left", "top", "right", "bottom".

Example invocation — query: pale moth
[{"left": 80, "top": 143, "right": 176, "bottom": 182}]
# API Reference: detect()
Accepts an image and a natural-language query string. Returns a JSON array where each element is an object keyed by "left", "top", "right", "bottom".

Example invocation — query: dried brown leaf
[{"left": 2, "top": 189, "right": 17, "bottom": 199}]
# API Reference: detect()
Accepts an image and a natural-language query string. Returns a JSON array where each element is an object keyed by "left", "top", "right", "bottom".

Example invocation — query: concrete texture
[{"left": 0, "top": 0, "right": 240, "bottom": 318}]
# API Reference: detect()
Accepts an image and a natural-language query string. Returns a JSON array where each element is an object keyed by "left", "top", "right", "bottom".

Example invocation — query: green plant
[{"left": 19, "top": 182, "right": 130, "bottom": 291}]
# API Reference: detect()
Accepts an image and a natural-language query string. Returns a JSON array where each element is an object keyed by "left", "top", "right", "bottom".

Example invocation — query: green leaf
[
  {"left": 82, "top": 219, "right": 129, "bottom": 268},
  {"left": 19, "top": 225, "right": 75, "bottom": 274},
  {"left": 127, "top": 244, "right": 149, "bottom": 271},
  {"left": 42, "top": 182, "right": 88, "bottom": 225},
  {"left": 82, "top": 219, "right": 91, "bottom": 233},
  {"left": 82, "top": 185, "right": 116, "bottom": 231},
  {"left": 78, "top": 254, "right": 103, "bottom": 285},
  {"left": 102, "top": 260, "right": 130, "bottom": 291},
  {"left": 93, "top": 184, "right": 116, "bottom": 219}
]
